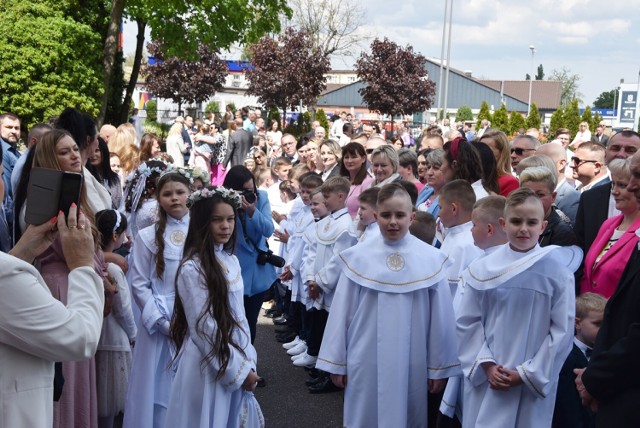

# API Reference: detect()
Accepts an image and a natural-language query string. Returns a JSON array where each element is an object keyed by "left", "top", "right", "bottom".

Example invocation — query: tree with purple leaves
[
  {"left": 356, "top": 38, "right": 435, "bottom": 134},
  {"left": 245, "top": 27, "right": 331, "bottom": 123},
  {"left": 142, "top": 42, "right": 228, "bottom": 114}
]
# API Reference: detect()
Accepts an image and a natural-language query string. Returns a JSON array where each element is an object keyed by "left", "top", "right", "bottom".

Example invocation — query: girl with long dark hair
[{"left": 166, "top": 187, "right": 263, "bottom": 427}]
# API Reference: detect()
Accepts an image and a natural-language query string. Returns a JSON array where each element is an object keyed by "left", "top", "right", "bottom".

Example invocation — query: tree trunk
[
  {"left": 120, "top": 20, "right": 146, "bottom": 124},
  {"left": 98, "top": 0, "right": 126, "bottom": 127},
  {"left": 283, "top": 104, "right": 287, "bottom": 130}
]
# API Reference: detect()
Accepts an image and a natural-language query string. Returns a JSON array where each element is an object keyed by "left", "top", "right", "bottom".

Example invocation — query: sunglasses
[
  {"left": 571, "top": 156, "right": 598, "bottom": 166},
  {"left": 510, "top": 147, "right": 536, "bottom": 156}
]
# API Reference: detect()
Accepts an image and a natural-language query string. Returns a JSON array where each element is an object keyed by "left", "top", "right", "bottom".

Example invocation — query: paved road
[{"left": 254, "top": 312, "right": 344, "bottom": 427}]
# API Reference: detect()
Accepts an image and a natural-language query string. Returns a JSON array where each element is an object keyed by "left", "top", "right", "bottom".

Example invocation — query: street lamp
[{"left": 527, "top": 45, "right": 535, "bottom": 116}]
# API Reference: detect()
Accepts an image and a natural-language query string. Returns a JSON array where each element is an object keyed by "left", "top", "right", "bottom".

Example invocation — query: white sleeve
[
  {"left": 129, "top": 233, "right": 165, "bottom": 334},
  {"left": 0, "top": 260, "right": 104, "bottom": 362},
  {"left": 108, "top": 263, "right": 137, "bottom": 341}
]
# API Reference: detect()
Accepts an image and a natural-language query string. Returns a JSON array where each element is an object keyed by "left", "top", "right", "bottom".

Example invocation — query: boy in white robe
[
  {"left": 456, "top": 188, "right": 581, "bottom": 428},
  {"left": 469, "top": 196, "right": 508, "bottom": 255},
  {"left": 317, "top": 183, "right": 461, "bottom": 427},
  {"left": 300, "top": 177, "right": 356, "bottom": 370}
]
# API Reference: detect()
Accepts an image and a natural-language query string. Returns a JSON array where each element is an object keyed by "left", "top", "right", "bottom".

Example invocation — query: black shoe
[
  {"left": 308, "top": 377, "right": 341, "bottom": 394},
  {"left": 273, "top": 315, "right": 288, "bottom": 325},
  {"left": 257, "top": 377, "right": 266, "bottom": 388},
  {"left": 276, "top": 331, "right": 298, "bottom": 343},
  {"left": 265, "top": 309, "right": 282, "bottom": 318},
  {"left": 274, "top": 324, "right": 293, "bottom": 333},
  {"left": 307, "top": 368, "right": 322, "bottom": 379},
  {"left": 305, "top": 375, "right": 326, "bottom": 387}
]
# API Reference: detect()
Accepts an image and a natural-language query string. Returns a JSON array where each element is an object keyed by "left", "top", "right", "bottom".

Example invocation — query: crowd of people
[{"left": 1, "top": 105, "right": 639, "bottom": 428}]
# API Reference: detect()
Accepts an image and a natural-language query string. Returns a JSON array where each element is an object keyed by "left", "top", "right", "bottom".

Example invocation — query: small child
[
  {"left": 410, "top": 211, "right": 436, "bottom": 245},
  {"left": 317, "top": 183, "right": 460, "bottom": 426},
  {"left": 355, "top": 187, "right": 380, "bottom": 243},
  {"left": 297, "top": 177, "right": 357, "bottom": 376},
  {"left": 470, "top": 196, "right": 508, "bottom": 253},
  {"left": 165, "top": 186, "right": 263, "bottom": 427},
  {"left": 456, "top": 187, "right": 581, "bottom": 428},
  {"left": 279, "top": 180, "right": 297, "bottom": 205},
  {"left": 552, "top": 292, "right": 605, "bottom": 428},
  {"left": 95, "top": 210, "right": 137, "bottom": 428},
  {"left": 437, "top": 179, "right": 484, "bottom": 423}
]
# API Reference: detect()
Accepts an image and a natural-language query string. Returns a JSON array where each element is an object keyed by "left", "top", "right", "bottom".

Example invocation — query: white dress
[
  {"left": 457, "top": 244, "right": 581, "bottom": 428},
  {"left": 316, "top": 233, "right": 461, "bottom": 427},
  {"left": 165, "top": 247, "right": 263, "bottom": 428},
  {"left": 123, "top": 214, "right": 189, "bottom": 428}
]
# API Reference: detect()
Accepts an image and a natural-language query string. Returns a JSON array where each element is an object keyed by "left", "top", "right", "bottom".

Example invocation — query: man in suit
[
  {"left": 593, "top": 122, "right": 609, "bottom": 146},
  {"left": 223, "top": 118, "right": 253, "bottom": 167},
  {"left": 575, "top": 149, "right": 640, "bottom": 427},
  {"left": 538, "top": 143, "right": 580, "bottom": 224},
  {"left": 573, "top": 131, "right": 640, "bottom": 253},
  {"left": 280, "top": 133, "right": 299, "bottom": 164}
]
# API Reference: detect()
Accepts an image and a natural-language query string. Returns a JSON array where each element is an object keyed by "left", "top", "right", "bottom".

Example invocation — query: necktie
[{"left": 585, "top": 348, "right": 592, "bottom": 359}]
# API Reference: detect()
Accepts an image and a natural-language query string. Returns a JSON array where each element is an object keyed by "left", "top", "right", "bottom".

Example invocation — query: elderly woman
[
  {"left": 319, "top": 140, "right": 342, "bottom": 181},
  {"left": 371, "top": 144, "right": 401, "bottom": 187},
  {"left": 478, "top": 129, "right": 519, "bottom": 196},
  {"left": 579, "top": 158, "right": 640, "bottom": 298},
  {"left": 340, "top": 142, "right": 374, "bottom": 217}
]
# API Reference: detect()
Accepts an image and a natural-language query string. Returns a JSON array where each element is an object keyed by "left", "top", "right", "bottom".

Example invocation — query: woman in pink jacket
[{"left": 580, "top": 158, "right": 640, "bottom": 298}]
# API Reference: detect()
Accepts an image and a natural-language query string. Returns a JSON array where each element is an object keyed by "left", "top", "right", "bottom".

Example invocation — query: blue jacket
[{"left": 234, "top": 189, "right": 277, "bottom": 296}]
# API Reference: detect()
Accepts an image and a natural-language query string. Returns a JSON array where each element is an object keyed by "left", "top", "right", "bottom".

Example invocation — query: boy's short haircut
[
  {"left": 377, "top": 182, "right": 411, "bottom": 206},
  {"left": 473, "top": 195, "right": 506, "bottom": 225},
  {"left": 358, "top": 187, "right": 380, "bottom": 207},
  {"left": 410, "top": 211, "right": 436, "bottom": 245},
  {"left": 256, "top": 168, "right": 273, "bottom": 186},
  {"left": 440, "top": 179, "right": 476, "bottom": 212},
  {"left": 272, "top": 156, "right": 292, "bottom": 171},
  {"left": 288, "top": 163, "right": 311, "bottom": 180},
  {"left": 397, "top": 180, "right": 419, "bottom": 207},
  {"left": 279, "top": 180, "right": 296, "bottom": 200},
  {"left": 519, "top": 166, "right": 557, "bottom": 193},
  {"left": 398, "top": 149, "right": 418, "bottom": 176},
  {"left": 504, "top": 187, "right": 542, "bottom": 216},
  {"left": 300, "top": 172, "right": 323, "bottom": 190},
  {"left": 310, "top": 187, "right": 324, "bottom": 198},
  {"left": 576, "top": 292, "right": 607, "bottom": 319},
  {"left": 321, "top": 176, "right": 351, "bottom": 195}
]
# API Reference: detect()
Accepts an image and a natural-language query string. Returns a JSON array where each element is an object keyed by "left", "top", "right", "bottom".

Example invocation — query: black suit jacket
[
  {"left": 553, "top": 344, "right": 595, "bottom": 428},
  {"left": 573, "top": 182, "right": 611, "bottom": 253},
  {"left": 594, "top": 134, "right": 609, "bottom": 146},
  {"left": 223, "top": 128, "right": 253, "bottom": 167},
  {"left": 582, "top": 249, "right": 640, "bottom": 427}
]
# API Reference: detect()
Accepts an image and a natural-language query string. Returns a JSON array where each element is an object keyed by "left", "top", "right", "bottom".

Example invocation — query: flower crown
[
  {"left": 168, "top": 166, "right": 211, "bottom": 185},
  {"left": 187, "top": 186, "right": 242, "bottom": 209}
]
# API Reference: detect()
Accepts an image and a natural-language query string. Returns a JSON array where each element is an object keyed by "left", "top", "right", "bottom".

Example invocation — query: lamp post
[{"left": 527, "top": 45, "right": 535, "bottom": 116}]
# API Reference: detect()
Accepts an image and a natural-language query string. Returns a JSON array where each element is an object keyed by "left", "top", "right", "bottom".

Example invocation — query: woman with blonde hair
[
  {"left": 478, "top": 129, "right": 519, "bottom": 196},
  {"left": 108, "top": 126, "right": 135, "bottom": 155},
  {"left": 118, "top": 144, "right": 141, "bottom": 186},
  {"left": 165, "top": 122, "right": 189, "bottom": 167}
]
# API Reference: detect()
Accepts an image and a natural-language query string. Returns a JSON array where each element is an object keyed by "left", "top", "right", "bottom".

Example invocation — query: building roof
[
  {"left": 322, "top": 83, "right": 348, "bottom": 95},
  {"left": 479, "top": 80, "right": 562, "bottom": 111}
]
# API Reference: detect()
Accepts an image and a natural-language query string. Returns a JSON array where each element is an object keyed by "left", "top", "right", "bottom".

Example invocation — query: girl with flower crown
[
  {"left": 165, "top": 186, "right": 264, "bottom": 427},
  {"left": 123, "top": 171, "right": 191, "bottom": 428}
]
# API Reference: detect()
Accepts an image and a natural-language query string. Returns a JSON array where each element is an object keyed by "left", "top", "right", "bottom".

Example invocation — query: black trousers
[{"left": 306, "top": 308, "right": 328, "bottom": 357}]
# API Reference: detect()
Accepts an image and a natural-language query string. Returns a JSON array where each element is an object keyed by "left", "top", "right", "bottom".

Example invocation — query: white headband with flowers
[{"left": 187, "top": 186, "right": 242, "bottom": 209}]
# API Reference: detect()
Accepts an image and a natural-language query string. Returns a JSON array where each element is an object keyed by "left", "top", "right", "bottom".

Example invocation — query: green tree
[
  {"left": 205, "top": 101, "right": 220, "bottom": 115},
  {"left": 526, "top": 103, "right": 542, "bottom": 131},
  {"left": 593, "top": 111, "right": 603, "bottom": 130},
  {"left": 549, "top": 67, "right": 583, "bottom": 106},
  {"left": 476, "top": 101, "right": 492, "bottom": 130},
  {"left": 492, "top": 104, "right": 509, "bottom": 133},
  {"left": 316, "top": 108, "right": 330, "bottom": 134},
  {"left": 564, "top": 99, "right": 581, "bottom": 137},
  {"left": 593, "top": 89, "right": 619, "bottom": 109},
  {"left": 145, "top": 99, "right": 158, "bottom": 122},
  {"left": 548, "top": 107, "right": 564, "bottom": 138},
  {"left": 455, "top": 105, "right": 474, "bottom": 122},
  {"left": 0, "top": 2, "right": 103, "bottom": 128},
  {"left": 535, "top": 64, "right": 544, "bottom": 80},
  {"left": 581, "top": 105, "right": 594, "bottom": 133},
  {"left": 509, "top": 111, "right": 527, "bottom": 135}
]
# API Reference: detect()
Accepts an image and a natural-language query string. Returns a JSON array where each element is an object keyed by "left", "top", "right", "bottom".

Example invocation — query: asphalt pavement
[{"left": 254, "top": 311, "right": 344, "bottom": 427}]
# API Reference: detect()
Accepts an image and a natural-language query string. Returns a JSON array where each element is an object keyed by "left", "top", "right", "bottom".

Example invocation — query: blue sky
[{"left": 123, "top": 0, "right": 640, "bottom": 107}]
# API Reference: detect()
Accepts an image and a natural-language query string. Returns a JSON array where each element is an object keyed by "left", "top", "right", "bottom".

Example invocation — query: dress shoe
[
  {"left": 307, "top": 367, "right": 321, "bottom": 379},
  {"left": 275, "top": 324, "right": 293, "bottom": 333},
  {"left": 276, "top": 331, "right": 298, "bottom": 343},
  {"left": 308, "top": 377, "right": 341, "bottom": 394},
  {"left": 257, "top": 377, "right": 266, "bottom": 388},
  {"left": 265, "top": 308, "right": 282, "bottom": 318},
  {"left": 282, "top": 336, "right": 302, "bottom": 350},
  {"left": 273, "top": 315, "right": 288, "bottom": 325},
  {"left": 286, "top": 341, "right": 307, "bottom": 356},
  {"left": 293, "top": 353, "right": 317, "bottom": 367},
  {"left": 305, "top": 375, "right": 326, "bottom": 387}
]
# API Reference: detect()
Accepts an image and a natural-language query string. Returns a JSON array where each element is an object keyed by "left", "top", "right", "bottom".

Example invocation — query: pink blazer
[{"left": 580, "top": 214, "right": 640, "bottom": 298}]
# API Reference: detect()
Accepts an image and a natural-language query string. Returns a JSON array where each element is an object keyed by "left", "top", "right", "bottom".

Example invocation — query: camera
[
  {"left": 241, "top": 190, "right": 257, "bottom": 204},
  {"left": 257, "top": 249, "right": 286, "bottom": 268}
]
